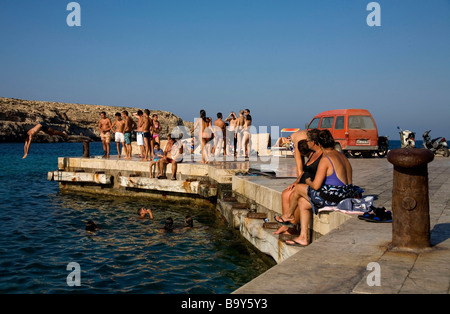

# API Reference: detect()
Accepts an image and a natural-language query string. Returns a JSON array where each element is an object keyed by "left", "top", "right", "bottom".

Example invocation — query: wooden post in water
[
  {"left": 83, "top": 140, "right": 90, "bottom": 158},
  {"left": 387, "top": 148, "right": 434, "bottom": 251}
]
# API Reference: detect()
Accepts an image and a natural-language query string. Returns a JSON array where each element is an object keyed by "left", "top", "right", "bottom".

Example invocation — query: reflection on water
[{"left": 0, "top": 143, "right": 275, "bottom": 294}]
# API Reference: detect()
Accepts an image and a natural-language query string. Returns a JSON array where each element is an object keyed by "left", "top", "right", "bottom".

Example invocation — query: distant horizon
[{"left": 1, "top": 1, "right": 449, "bottom": 141}]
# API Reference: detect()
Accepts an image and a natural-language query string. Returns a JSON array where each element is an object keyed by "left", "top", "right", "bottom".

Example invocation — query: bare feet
[
  {"left": 273, "top": 225, "right": 289, "bottom": 235},
  {"left": 286, "top": 236, "right": 308, "bottom": 247}
]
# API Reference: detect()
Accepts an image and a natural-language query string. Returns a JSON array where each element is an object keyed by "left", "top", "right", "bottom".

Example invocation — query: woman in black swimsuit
[{"left": 273, "top": 129, "right": 322, "bottom": 235}]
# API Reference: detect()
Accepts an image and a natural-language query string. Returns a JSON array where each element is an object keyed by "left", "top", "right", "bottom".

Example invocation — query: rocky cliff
[{"left": 0, "top": 97, "right": 193, "bottom": 143}]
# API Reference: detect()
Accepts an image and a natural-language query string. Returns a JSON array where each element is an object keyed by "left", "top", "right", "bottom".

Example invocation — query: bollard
[
  {"left": 82, "top": 140, "right": 90, "bottom": 158},
  {"left": 387, "top": 148, "right": 434, "bottom": 251}
]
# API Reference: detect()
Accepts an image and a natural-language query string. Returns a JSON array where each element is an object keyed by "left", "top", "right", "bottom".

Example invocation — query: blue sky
[{"left": 1, "top": 0, "right": 449, "bottom": 140}]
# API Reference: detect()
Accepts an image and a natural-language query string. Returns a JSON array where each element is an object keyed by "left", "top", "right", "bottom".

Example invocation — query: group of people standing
[
  {"left": 191, "top": 108, "right": 253, "bottom": 163},
  {"left": 98, "top": 110, "right": 183, "bottom": 180},
  {"left": 98, "top": 110, "right": 161, "bottom": 160}
]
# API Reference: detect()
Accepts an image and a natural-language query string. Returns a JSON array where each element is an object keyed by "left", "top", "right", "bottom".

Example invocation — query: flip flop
[
  {"left": 358, "top": 212, "right": 375, "bottom": 221},
  {"left": 274, "top": 216, "right": 295, "bottom": 227},
  {"left": 365, "top": 214, "right": 392, "bottom": 223},
  {"left": 285, "top": 240, "right": 307, "bottom": 247},
  {"left": 360, "top": 207, "right": 392, "bottom": 223}
]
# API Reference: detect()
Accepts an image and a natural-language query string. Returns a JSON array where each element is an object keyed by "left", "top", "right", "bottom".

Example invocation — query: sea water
[{"left": 0, "top": 142, "right": 274, "bottom": 294}]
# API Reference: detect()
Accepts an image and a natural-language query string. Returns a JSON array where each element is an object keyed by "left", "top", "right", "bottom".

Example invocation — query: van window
[
  {"left": 335, "top": 116, "right": 345, "bottom": 130},
  {"left": 308, "top": 118, "right": 320, "bottom": 129},
  {"left": 320, "top": 117, "right": 334, "bottom": 129},
  {"left": 349, "top": 116, "right": 376, "bottom": 129}
]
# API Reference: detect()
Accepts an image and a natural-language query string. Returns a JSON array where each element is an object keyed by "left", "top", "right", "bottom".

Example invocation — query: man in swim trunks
[
  {"left": 98, "top": 111, "right": 112, "bottom": 158},
  {"left": 121, "top": 110, "right": 136, "bottom": 159},
  {"left": 142, "top": 109, "right": 153, "bottom": 161},
  {"left": 225, "top": 112, "right": 237, "bottom": 157},
  {"left": 133, "top": 110, "right": 145, "bottom": 158},
  {"left": 214, "top": 112, "right": 226, "bottom": 157},
  {"left": 112, "top": 112, "right": 126, "bottom": 158},
  {"left": 22, "top": 122, "right": 69, "bottom": 159}
]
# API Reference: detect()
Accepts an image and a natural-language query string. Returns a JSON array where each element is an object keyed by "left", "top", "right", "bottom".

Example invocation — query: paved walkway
[{"left": 233, "top": 156, "right": 450, "bottom": 294}]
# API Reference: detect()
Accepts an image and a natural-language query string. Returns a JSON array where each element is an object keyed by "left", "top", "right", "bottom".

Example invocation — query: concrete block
[{"left": 49, "top": 171, "right": 112, "bottom": 184}]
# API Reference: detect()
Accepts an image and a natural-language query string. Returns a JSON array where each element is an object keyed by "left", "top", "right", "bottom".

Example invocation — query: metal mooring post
[
  {"left": 387, "top": 148, "right": 434, "bottom": 251},
  {"left": 83, "top": 140, "right": 90, "bottom": 158}
]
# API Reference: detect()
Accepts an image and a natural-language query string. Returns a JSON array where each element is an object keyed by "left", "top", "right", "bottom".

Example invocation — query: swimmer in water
[
  {"left": 184, "top": 215, "right": 194, "bottom": 228},
  {"left": 85, "top": 220, "right": 99, "bottom": 232},
  {"left": 163, "top": 217, "right": 174, "bottom": 231},
  {"left": 137, "top": 208, "right": 153, "bottom": 219}
]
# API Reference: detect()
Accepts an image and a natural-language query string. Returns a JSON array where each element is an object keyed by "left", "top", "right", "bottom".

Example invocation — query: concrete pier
[
  {"left": 48, "top": 152, "right": 450, "bottom": 294},
  {"left": 234, "top": 157, "right": 450, "bottom": 294}
]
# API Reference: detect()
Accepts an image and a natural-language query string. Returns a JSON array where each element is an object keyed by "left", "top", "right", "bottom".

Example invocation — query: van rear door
[
  {"left": 333, "top": 115, "right": 347, "bottom": 149},
  {"left": 347, "top": 115, "right": 378, "bottom": 149}
]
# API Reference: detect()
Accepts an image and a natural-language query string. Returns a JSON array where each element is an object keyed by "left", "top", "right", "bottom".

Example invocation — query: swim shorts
[
  {"left": 100, "top": 131, "right": 111, "bottom": 143},
  {"left": 124, "top": 132, "right": 131, "bottom": 145},
  {"left": 40, "top": 123, "right": 49, "bottom": 132},
  {"left": 137, "top": 132, "right": 144, "bottom": 145},
  {"left": 115, "top": 132, "right": 125, "bottom": 143},
  {"left": 143, "top": 132, "right": 151, "bottom": 139}
]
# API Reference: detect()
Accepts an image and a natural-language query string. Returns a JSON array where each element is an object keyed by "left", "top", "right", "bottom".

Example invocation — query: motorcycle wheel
[
  {"left": 376, "top": 144, "right": 389, "bottom": 158},
  {"left": 441, "top": 147, "right": 450, "bottom": 157}
]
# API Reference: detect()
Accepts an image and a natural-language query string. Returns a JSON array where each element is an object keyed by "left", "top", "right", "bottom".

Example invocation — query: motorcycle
[
  {"left": 397, "top": 126, "right": 416, "bottom": 148},
  {"left": 423, "top": 130, "right": 450, "bottom": 157}
]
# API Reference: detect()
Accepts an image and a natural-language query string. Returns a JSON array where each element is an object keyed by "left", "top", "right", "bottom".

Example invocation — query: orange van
[{"left": 307, "top": 109, "right": 388, "bottom": 157}]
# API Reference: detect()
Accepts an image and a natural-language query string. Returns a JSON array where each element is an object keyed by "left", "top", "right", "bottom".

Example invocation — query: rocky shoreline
[{"left": 0, "top": 97, "right": 193, "bottom": 143}]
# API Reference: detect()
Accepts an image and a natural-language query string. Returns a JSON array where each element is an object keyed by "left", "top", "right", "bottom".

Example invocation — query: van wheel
[
  {"left": 334, "top": 143, "right": 342, "bottom": 153},
  {"left": 348, "top": 151, "right": 362, "bottom": 158}
]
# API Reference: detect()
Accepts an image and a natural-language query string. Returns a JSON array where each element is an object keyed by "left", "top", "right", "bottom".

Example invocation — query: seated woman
[
  {"left": 273, "top": 136, "right": 291, "bottom": 148},
  {"left": 281, "top": 129, "right": 354, "bottom": 247},
  {"left": 274, "top": 129, "right": 322, "bottom": 235}
]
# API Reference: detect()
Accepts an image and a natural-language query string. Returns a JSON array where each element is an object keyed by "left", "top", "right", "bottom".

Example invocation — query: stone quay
[{"left": 48, "top": 147, "right": 450, "bottom": 294}]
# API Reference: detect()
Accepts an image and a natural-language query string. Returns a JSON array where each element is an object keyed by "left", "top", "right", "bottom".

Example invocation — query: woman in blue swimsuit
[{"left": 283, "top": 129, "right": 355, "bottom": 247}]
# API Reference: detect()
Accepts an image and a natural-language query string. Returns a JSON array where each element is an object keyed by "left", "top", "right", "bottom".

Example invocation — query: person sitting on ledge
[
  {"left": 274, "top": 129, "right": 322, "bottom": 235},
  {"left": 22, "top": 123, "right": 69, "bottom": 159},
  {"left": 273, "top": 136, "right": 291, "bottom": 148},
  {"left": 158, "top": 134, "right": 183, "bottom": 180},
  {"left": 278, "top": 129, "right": 354, "bottom": 247}
]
